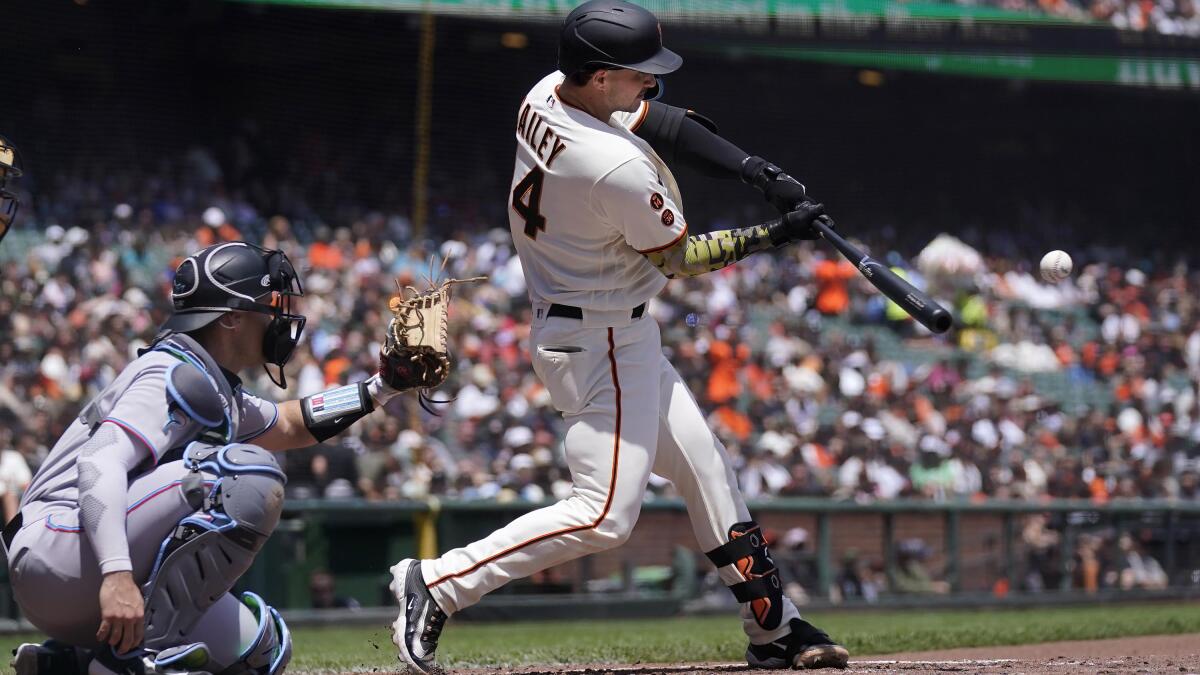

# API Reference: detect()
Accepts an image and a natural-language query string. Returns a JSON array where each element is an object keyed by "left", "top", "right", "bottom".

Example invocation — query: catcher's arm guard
[{"left": 374, "top": 274, "right": 485, "bottom": 410}]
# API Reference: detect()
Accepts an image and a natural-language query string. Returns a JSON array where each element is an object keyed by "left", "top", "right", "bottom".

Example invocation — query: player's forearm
[
  {"left": 79, "top": 424, "right": 144, "bottom": 574},
  {"left": 644, "top": 224, "right": 776, "bottom": 278},
  {"left": 259, "top": 378, "right": 400, "bottom": 452},
  {"left": 253, "top": 399, "right": 319, "bottom": 452}
]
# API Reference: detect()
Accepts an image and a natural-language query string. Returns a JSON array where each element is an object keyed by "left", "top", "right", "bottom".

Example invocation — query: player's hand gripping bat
[{"left": 746, "top": 158, "right": 953, "bottom": 333}]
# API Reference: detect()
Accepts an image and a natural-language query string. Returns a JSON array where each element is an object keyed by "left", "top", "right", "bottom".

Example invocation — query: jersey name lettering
[{"left": 517, "top": 102, "right": 568, "bottom": 168}]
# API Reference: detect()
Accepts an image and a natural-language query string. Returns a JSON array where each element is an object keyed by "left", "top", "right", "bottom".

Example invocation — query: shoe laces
[{"left": 421, "top": 606, "right": 447, "bottom": 643}]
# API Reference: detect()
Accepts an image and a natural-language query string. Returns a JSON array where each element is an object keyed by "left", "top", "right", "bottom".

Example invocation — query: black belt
[
  {"left": 548, "top": 303, "right": 645, "bottom": 320},
  {"left": 2, "top": 511, "right": 22, "bottom": 551}
]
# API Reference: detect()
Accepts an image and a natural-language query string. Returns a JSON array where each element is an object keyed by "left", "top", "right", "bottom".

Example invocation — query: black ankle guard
[{"left": 704, "top": 522, "right": 784, "bottom": 630}]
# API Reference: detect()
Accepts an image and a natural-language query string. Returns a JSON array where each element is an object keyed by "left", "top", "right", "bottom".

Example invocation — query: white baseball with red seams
[
  {"left": 1040, "top": 250, "right": 1073, "bottom": 283},
  {"left": 413, "top": 71, "right": 801, "bottom": 646}
]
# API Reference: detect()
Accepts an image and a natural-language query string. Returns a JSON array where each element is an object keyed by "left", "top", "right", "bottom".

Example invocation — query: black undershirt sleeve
[{"left": 634, "top": 101, "right": 749, "bottom": 179}]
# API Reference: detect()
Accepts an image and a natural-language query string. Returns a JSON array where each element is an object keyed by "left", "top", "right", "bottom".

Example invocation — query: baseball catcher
[{"left": 7, "top": 241, "right": 451, "bottom": 675}]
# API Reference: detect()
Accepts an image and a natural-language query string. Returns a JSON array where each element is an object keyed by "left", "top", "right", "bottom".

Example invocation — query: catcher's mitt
[{"left": 379, "top": 273, "right": 484, "bottom": 409}]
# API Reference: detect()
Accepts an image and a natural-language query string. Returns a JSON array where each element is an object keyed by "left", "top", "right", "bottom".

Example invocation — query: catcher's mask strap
[{"left": 300, "top": 382, "right": 375, "bottom": 442}]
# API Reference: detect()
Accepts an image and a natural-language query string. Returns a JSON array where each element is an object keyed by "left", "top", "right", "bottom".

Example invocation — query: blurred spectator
[
  {"left": 832, "top": 549, "right": 882, "bottom": 604},
  {"left": 0, "top": 430, "right": 32, "bottom": 524},
  {"left": 1115, "top": 533, "right": 1169, "bottom": 590},
  {"left": 892, "top": 538, "right": 950, "bottom": 594},
  {"left": 309, "top": 570, "right": 361, "bottom": 610},
  {"left": 772, "top": 527, "right": 818, "bottom": 606},
  {"left": 1022, "top": 514, "right": 1063, "bottom": 591},
  {"left": 813, "top": 254, "right": 856, "bottom": 315}
]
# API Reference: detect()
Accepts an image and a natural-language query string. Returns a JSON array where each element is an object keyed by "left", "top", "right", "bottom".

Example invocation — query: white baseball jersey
[{"left": 508, "top": 72, "right": 688, "bottom": 311}]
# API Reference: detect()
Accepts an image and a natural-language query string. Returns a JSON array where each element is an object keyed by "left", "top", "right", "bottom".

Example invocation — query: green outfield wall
[{"left": 231, "top": 499, "right": 1200, "bottom": 612}]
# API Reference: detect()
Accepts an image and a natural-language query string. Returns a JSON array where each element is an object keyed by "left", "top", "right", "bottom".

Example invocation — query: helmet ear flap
[{"left": 645, "top": 76, "right": 664, "bottom": 101}]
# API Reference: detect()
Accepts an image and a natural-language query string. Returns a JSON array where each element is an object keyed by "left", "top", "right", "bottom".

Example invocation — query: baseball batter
[
  {"left": 391, "top": 2, "right": 848, "bottom": 672},
  {"left": 8, "top": 242, "right": 418, "bottom": 675}
]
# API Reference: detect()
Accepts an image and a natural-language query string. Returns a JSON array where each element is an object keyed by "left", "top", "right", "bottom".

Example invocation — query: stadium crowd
[
  {"left": 0, "top": 150, "right": 1198, "bottom": 530},
  {"left": 956, "top": 0, "right": 1200, "bottom": 34}
]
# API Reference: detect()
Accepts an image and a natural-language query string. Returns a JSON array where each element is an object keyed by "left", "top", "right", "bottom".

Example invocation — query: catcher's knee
[{"left": 143, "top": 442, "right": 286, "bottom": 651}]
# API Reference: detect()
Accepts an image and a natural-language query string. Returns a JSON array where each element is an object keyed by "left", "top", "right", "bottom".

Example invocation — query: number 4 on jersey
[{"left": 512, "top": 167, "right": 546, "bottom": 239}]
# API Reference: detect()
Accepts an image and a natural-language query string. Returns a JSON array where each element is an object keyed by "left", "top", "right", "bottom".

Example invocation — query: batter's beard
[{"left": 621, "top": 95, "right": 645, "bottom": 113}]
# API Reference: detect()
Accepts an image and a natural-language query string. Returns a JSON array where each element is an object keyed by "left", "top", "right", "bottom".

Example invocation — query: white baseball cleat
[{"left": 390, "top": 558, "right": 448, "bottom": 675}]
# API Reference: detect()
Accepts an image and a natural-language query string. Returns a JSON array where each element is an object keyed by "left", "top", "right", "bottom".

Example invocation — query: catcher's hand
[{"left": 369, "top": 273, "right": 484, "bottom": 409}]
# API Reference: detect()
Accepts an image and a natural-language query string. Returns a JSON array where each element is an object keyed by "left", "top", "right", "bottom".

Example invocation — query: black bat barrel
[{"left": 811, "top": 220, "right": 953, "bottom": 334}]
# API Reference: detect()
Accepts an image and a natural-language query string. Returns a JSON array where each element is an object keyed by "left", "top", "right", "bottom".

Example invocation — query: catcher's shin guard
[
  {"left": 143, "top": 442, "right": 285, "bottom": 654},
  {"left": 705, "top": 522, "right": 783, "bottom": 632}
]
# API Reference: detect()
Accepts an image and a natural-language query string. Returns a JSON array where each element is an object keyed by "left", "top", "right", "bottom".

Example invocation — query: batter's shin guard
[{"left": 704, "top": 522, "right": 783, "bottom": 632}]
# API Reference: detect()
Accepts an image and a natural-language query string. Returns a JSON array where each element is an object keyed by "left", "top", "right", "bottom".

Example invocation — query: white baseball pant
[{"left": 421, "top": 308, "right": 800, "bottom": 644}]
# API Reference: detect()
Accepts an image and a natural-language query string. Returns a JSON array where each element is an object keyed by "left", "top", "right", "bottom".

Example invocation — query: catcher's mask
[
  {"left": 163, "top": 241, "right": 306, "bottom": 388},
  {"left": 0, "top": 135, "right": 23, "bottom": 243}
]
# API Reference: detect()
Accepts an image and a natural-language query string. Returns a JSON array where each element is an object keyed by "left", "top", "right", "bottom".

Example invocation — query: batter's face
[{"left": 602, "top": 68, "right": 657, "bottom": 113}]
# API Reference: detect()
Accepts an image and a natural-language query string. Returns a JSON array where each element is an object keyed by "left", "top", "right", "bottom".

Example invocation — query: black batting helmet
[
  {"left": 558, "top": 1, "right": 682, "bottom": 98},
  {"left": 163, "top": 241, "right": 306, "bottom": 387}
]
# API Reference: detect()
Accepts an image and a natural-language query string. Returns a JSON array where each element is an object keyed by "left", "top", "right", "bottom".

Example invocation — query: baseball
[{"left": 1040, "top": 250, "right": 1073, "bottom": 283}]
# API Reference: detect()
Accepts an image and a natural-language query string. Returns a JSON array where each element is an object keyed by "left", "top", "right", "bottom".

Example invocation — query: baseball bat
[{"left": 811, "top": 219, "right": 953, "bottom": 334}]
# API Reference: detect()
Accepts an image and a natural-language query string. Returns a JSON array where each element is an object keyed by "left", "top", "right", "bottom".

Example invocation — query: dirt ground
[{"left": 451, "top": 633, "right": 1200, "bottom": 675}]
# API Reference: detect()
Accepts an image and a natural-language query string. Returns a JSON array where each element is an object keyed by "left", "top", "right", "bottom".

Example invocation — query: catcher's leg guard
[
  {"left": 705, "top": 522, "right": 783, "bottom": 632},
  {"left": 142, "top": 442, "right": 286, "bottom": 658},
  {"left": 148, "top": 592, "right": 290, "bottom": 675}
]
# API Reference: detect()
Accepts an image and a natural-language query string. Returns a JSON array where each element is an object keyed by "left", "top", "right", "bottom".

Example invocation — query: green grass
[{"left": 4, "top": 603, "right": 1199, "bottom": 671}]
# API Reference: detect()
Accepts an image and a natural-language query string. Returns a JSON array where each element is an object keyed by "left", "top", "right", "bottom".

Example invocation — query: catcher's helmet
[
  {"left": 163, "top": 241, "right": 306, "bottom": 387},
  {"left": 558, "top": 0, "right": 681, "bottom": 99},
  {"left": 0, "top": 135, "right": 23, "bottom": 240}
]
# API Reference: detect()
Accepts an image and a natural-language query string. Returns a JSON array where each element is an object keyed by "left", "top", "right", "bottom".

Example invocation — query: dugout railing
[{"left": 3, "top": 499, "right": 1199, "bottom": 627}]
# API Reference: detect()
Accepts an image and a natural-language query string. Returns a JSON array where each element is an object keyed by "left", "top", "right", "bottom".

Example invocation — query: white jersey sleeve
[
  {"left": 592, "top": 157, "right": 687, "bottom": 253},
  {"left": 236, "top": 391, "right": 279, "bottom": 443}
]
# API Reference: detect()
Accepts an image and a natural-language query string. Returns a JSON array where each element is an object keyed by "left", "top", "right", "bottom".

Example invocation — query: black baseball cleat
[
  {"left": 12, "top": 641, "right": 91, "bottom": 675},
  {"left": 390, "top": 558, "right": 448, "bottom": 675},
  {"left": 746, "top": 618, "right": 850, "bottom": 670}
]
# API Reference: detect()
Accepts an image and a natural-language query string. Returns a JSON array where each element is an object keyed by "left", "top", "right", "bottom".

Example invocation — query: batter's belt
[{"left": 548, "top": 303, "right": 645, "bottom": 320}]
